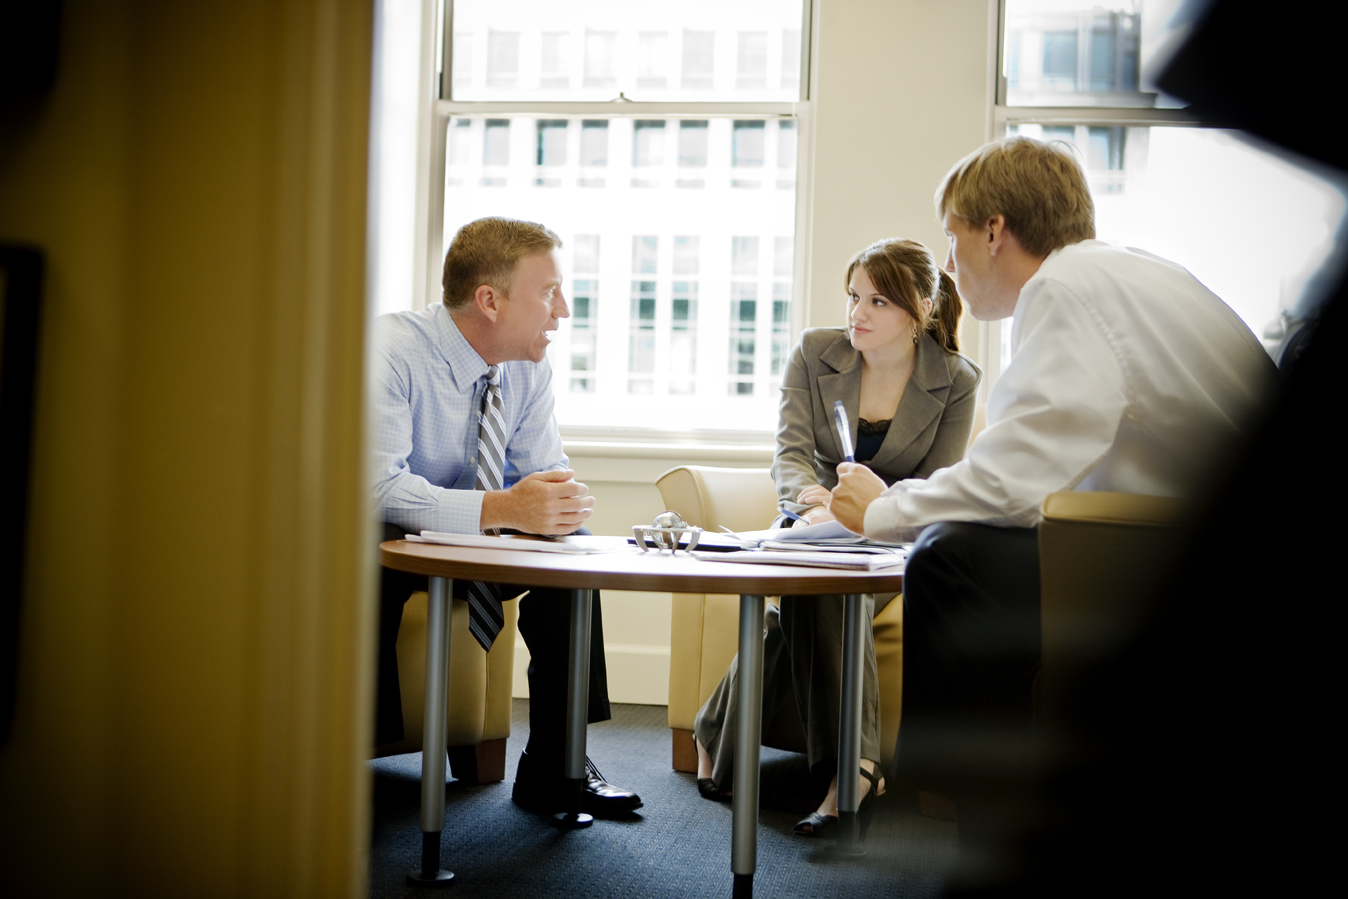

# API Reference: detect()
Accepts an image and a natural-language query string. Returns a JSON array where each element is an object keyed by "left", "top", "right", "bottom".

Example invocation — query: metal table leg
[
  {"left": 554, "top": 588, "right": 594, "bottom": 828},
  {"left": 731, "top": 595, "right": 766, "bottom": 899},
  {"left": 834, "top": 592, "right": 868, "bottom": 858},
  {"left": 408, "top": 576, "right": 455, "bottom": 885}
]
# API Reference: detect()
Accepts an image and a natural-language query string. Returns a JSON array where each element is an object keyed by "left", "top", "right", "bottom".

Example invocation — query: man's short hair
[
  {"left": 935, "top": 136, "right": 1095, "bottom": 257},
  {"left": 442, "top": 217, "right": 563, "bottom": 309}
]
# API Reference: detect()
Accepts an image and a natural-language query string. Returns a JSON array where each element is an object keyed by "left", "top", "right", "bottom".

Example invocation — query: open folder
[{"left": 690, "top": 549, "right": 908, "bottom": 571}]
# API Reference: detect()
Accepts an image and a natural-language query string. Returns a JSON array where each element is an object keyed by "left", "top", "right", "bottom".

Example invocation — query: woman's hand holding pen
[{"left": 795, "top": 485, "right": 837, "bottom": 525}]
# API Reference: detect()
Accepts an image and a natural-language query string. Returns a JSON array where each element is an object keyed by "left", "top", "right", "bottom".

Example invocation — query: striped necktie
[{"left": 465, "top": 365, "right": 507, "bottom": 651}]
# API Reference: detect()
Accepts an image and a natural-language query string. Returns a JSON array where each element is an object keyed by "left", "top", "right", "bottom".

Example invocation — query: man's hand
[
  {"left": 480, "top": 469, "right": 596, "bottom": 535},
  {"left": 795, "top": 485, "right": 836, "bottom": 524},
  {"left": 830, "top": 462, "right": 885, "bottom": 535}
]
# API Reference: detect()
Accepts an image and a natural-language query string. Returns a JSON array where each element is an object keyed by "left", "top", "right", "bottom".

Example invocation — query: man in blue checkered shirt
[{"left": 372, "top": 217, "right": 641, "bottom": 817}]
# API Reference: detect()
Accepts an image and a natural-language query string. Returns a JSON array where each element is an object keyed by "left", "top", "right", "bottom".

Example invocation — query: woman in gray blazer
[{"left": 693, "top": 238, "right": 982, "bottom": 836}]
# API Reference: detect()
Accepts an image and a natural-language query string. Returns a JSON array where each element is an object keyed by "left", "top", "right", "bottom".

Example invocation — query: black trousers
[
  {"left": 376, "top": 522, "right": 611, "bottom": 770},
  {"left": 894, "top": 521, "right": 1041, "bottom": 800}
]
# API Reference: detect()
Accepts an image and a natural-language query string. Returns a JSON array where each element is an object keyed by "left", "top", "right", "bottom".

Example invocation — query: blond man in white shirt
[{"left": 826, "top": 136, "right": 1277, "bottom": 794}]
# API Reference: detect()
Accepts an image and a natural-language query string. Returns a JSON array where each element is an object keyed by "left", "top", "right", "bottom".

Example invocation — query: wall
[{"left": 0, "top": 1, "right": 375, "bottom": 896}]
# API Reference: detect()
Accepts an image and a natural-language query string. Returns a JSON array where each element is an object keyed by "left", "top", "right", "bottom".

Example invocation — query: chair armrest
[{"left": 1041, "top": 491, "right": 1189, "bottom": 527}]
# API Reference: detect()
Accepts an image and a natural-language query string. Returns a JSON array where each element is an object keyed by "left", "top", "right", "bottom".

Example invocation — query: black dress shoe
[{"left": 511, "top": 752, "right": 643, "bottom": 817}]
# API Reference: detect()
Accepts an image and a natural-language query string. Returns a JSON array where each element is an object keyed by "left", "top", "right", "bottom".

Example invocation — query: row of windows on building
[
  {"left": 566, "top": 235, "right": 792, "bottom": 396},
  {"left": 453, "top": 29, "right": 802, "bottom": 92},
  {"left": 1006, "top": 11, "right": 1141, "bottom": 96},
  {"left": 452, "top": 119, "right": 797, "bottom": 168}
]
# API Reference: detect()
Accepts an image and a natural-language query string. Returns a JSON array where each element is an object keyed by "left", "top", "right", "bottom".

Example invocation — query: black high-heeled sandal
[
  {"left": 793, "top": 767, "right": 881, "bottom": 838},
  {"left": 697, "top": 778, "right": 732, "bottom": 802}
]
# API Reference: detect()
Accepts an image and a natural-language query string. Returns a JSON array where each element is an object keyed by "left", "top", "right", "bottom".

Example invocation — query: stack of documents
[
  {"left": 693, "top": 549, "right": 907, "bottom": 571},
  {"left": 690, "top": 520, "right": 909, "bottom": 570}
]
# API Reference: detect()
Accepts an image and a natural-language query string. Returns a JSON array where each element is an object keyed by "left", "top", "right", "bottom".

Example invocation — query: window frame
[
  {"left": 983, "top": 0, "right": 1211, "bottom": 376},
  {"left": 411, "top": 0, "right": 816, "bottom": 444}
]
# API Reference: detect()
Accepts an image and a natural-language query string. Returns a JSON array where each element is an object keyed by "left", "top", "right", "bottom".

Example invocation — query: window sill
[{"left": 562, "top": 430, "right": 774, "bottom": 483}]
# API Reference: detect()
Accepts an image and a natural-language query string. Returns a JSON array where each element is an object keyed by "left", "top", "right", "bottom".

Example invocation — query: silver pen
[{"left": 833, "top": 400, "right": 855, "bottom": 463}]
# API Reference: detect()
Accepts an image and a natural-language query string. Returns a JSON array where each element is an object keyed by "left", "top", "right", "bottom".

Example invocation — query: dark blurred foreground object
[
  {"left": 0, "top": 1, "right": 61, "bottom": 98},
  {"left": 944, "top": 1, "right": 1347, "bottom": 894},
  {"left": 1, "top": 246, "right": 46, "bottom": 747}
]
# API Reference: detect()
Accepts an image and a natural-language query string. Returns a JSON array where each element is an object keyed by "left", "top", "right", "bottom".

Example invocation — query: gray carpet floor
[{"left": 368, "top": 700, "right": 958, "bottom": 898}]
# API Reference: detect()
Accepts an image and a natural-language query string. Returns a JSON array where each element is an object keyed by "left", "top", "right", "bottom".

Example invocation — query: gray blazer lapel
[
  {"left": 867, "top": 334, "right": 953, "bottom": 477},
  {"left": 815, "top": 333, "right": 862, "bottom": 463}
]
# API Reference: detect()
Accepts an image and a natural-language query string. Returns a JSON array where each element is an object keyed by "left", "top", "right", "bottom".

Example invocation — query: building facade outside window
[
  {"left": 437, "top": 0, "right": 808, "bottom": 434},
  {"left": 998, "top": 0, "right": 1344, "bottom": 368}
]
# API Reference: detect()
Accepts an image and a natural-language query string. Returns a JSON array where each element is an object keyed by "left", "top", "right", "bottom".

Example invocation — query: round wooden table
[{"left": 380, "top": 535, "right": 906, "bottom": 897}]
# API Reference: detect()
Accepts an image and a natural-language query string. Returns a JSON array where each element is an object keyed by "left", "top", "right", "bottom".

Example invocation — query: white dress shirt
[
  {"left": 371, "top": 303, "right": 568, "bottom": 535},
  {"left": 864, "top": 240, "right": 1279, "bottom": 539}
]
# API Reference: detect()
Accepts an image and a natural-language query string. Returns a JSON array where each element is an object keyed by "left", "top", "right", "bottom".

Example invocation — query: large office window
[
  {"left": 438, "top": 0, "right": 808, "bottom": 433},
  {"left": 997, "top": 0, "right": 1344, "bottom": 367}
]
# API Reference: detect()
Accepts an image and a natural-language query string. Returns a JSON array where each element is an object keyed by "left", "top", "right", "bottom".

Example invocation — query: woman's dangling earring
[{"left": 912, "top": 322, "right": 920, "bottom": 346}]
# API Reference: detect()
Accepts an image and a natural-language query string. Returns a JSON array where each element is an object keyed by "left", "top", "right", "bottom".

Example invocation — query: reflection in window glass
[
  {"left": 453, "top": 32, "right": 473, "bottom": 87},
  {"left": 629, "top": 281, "right": 657, "bottom": 394},
  {"left": 487, "top": 31, "right": 519, "bottom": 88},
  {"left": 1003, "top": 1, "right": 1171, "bottom": 108},
  {"left": 781, "top": 30, "right": 801, "bottom": 91},
  {"left": 670, "top": 283, "right": 699, "bottom": 394},
  {"left": 738, "top": 32, "right": 768, "bottom": 88},
  {"left": 682, "top": 30, "right": 715, "bottom": 89},
  {"left": 570, "top": 278, "right": 598, "bottom": 393},
  {"left": 483, "top": 119, "right": 510, "bottom": 165},
  {"left": 679, "top": 121, "right": 709, "bottom": 167},
  {"left": 674, "top": 236, "right": 700, "bottom": 275},
  {"left": 585, "top": 31, "right": 616, "bottom": 88},
  {"left": 772, "top": 285, "right": 791, "bottom": 376},
  {"left": 773, "top": 236, "right": 793, "bottom": 277},
  {"left": 733, "top": 121, "right": 765, "bottom": 168},
  {"left": 449, "top": 119, "right": 472, "bottom": 164},
  {"left": 1087, "top": 126, "right": 1124, "bottom": 171},
  {"left": 1089, "top": 28, "right": 1116, "bottom": 91},
  {"left": 778, "top": 120, "right": 797, "bottom": 174},
  {"left": 634, "top": 121, "right": 665, "bottom": 167},
  {"left": 732, "top": 236, "right": 759, "bottom": 275},
  {"left": 632, "top": 235, "right": 658, "bottom": 274},
  {"left": 580, "top": 121, "right": 608, "bottom": 168},
  {"left": 574, "top": 234, "right": 600, "bottom": 274},
  {"left": 638, "top": 32, "right": 668, "bottom": 88},
  {"left": 728, "top": 285, "right": 757, "bottom": 395},
  {"left": 1041, "top": 31, "right": 1078, "bottom": 90},
  {"left": 536, "top": 120, "right": 568, "bottom": 166},
  {"left": 541, "top": 32, "right": 568, "bottom": 88}
]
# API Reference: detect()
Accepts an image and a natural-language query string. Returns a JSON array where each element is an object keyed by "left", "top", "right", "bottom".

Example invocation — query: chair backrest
[
  {"left": 655, "top": 465, "right": 778, "bottom": 533},
  {"left": 1037, "top": 491, "right": 1190, "bottom": 721}
]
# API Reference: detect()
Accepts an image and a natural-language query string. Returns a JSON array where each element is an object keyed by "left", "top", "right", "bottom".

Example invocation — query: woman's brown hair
[{"left": 844, "top": 238, "right": 962, "bottom": 352}]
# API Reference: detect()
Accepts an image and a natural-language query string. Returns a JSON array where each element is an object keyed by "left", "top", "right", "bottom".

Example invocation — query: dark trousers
[
  {"left": 894, "top": 521, "right": 1041, "bottom": 800},
  {"left": 376, "top": 522, "right": 611, "bottom": 770}
]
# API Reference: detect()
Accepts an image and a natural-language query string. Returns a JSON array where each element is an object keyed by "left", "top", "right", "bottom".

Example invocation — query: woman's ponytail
[{"left": 929, "top": 269, "right": 963, "bottom": 353}]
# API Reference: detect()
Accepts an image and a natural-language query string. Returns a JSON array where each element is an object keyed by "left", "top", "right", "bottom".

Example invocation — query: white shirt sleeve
[{"left": 863, "top": 277, "right": 1127, "bottom": 539}]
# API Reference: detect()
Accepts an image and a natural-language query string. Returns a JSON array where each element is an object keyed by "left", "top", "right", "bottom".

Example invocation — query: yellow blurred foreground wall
[{"left": 0, "top": 1, "right": 376, "bottom": 896}]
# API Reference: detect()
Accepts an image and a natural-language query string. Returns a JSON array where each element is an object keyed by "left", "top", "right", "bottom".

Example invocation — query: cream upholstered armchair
[
  {"left": 372, "top": 592, "right": 517, "bottom": 783},
  {"left": 657, "top": 465, "right": 906, "bottom": 773}
]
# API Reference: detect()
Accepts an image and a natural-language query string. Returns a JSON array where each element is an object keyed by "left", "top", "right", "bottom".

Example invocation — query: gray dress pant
[{"left": 693, "top": 593, "right": 887, "bottom": 790}]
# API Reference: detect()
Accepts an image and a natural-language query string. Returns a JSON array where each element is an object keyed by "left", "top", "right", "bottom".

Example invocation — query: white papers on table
[
  {"left": 722, "top": 519, "right": 908, "bottom": 551},
  {"left": 408, "top": 532, "right": 603, "bottom": 554},
  {"left": 691, "top": 549, "right": 908, "bottom": 571}
]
